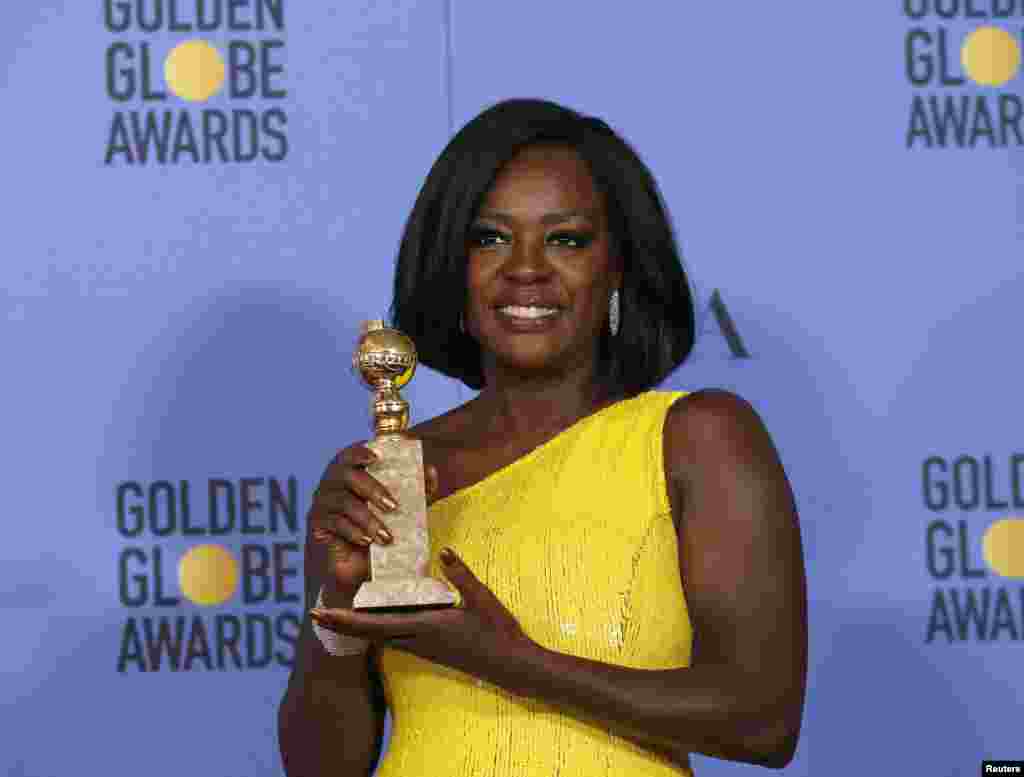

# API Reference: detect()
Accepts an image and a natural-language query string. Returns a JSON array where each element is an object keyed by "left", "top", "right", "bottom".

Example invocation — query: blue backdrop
[{"left": 2, "top": 2, "right": 1022, "bottom": 775}]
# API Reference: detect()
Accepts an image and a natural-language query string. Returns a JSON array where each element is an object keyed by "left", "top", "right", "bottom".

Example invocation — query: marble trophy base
[
  {"left": 352, "top": 578, "right": 458, "bottom": 612},
  {"left": 352, "top": 434, "right": 458, "bottom": 612}
]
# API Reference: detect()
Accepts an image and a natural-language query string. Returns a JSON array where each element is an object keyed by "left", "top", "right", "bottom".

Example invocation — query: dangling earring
[{"left": 609, "top": 289, "right": 620, "bottom": 336}]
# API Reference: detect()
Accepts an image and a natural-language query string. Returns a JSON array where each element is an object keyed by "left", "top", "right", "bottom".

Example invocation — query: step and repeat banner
[{"left": 2, "top": 2, "right": 1021, "bottom": 776}]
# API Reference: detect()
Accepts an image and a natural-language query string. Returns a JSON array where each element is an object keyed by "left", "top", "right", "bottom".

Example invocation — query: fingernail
[
  {"left": 377, "top": 527, "right": 393, "bottom": 544},
  {"left": 361, "top": 534, "right": 375, "bottom": 546},
  {"left": 310, "top": 608, "right": 326, "bottom": 618},
  {"left": 382, "top": 496, "right": 399, "bottom": 511},
  {"left": 440, "top": 547, "right": 455, "bottom": 565}
]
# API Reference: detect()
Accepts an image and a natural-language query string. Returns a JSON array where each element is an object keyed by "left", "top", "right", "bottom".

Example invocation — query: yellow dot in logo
[
  {"left": 178, "top": 544, "right": 239, "bottom": 606},
  {"left": 961, "top": 26, "right": 1021, "bottom": 87},
  {"left": 164, "top": 40, "right": 226, "bottom": 102},
  {"left": 982, "top": 518, "right": 1024, "bottom": 579}
]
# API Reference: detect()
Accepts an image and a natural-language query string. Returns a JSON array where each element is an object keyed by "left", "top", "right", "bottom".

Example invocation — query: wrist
[
  {"left": 321, "top": 581, "right": 356, "bottom": 609},
  {"left": 312, "top": 585, "right": 369, "bottom": 656},
  {"left": 494, "top": 636, "right": 547, "bottom": 699}
]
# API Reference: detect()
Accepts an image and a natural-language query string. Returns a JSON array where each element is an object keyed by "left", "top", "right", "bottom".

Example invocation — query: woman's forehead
[{"left": 481, "top": 145, "right": 605, "bottom": 219}]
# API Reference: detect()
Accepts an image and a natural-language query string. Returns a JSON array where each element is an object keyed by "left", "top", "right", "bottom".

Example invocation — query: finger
[
  {"left": 308, "top": 609, "right": 353, "bottom": 635},
  {"left": 309, "top": 613, "right": 415, "bottom": 646},
  {"left": 315, "top": 444, "right": 377, "bottom": 498},
  {"left": 425, "top": 465, "right": 439, "bottom": 500},
  {"left": 342, "top": 467, "right": 401, "bottom": 517},
  {"left": 312, "top": 510, "right": 374, "bottom": 548},
  {"left": 314, "top": 479, "right": 395, "bottom": 544},
  {"left": 338, "top": 443, "right": 378, "bottom": 468},
  {"left": 310, "top": 607, "right": 439, "bottom": 640},
  {"left": 314, "top": 489, "right": 388, "bottom": 546},
  {"left": 315, "top": 488, "right": 377, "bottom": 531},
  {"left": 338, "top": 491, "right": 395, "bottom": 545},
  {"left": 317, "top": 445, "right": 392, "bottom": 506},
  {"left": 439, "top": 548, "right": 489, "bottom": 611}
]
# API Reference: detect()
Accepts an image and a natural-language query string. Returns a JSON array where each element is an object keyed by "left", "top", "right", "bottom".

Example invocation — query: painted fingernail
[
  {"left": 382, "top": 496, "right": 399, "bottom": 511},
  {"left": 377, "top": 527, "right": 393, "bottom": 544}
]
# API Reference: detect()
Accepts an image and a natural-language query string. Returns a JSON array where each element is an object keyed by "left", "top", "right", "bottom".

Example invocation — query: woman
[{"left": 278, "top": 99, "right": 807, "bottom": 776}]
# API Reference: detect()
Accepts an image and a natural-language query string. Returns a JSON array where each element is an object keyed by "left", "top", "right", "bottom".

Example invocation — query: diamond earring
[{"left": 609, "top": 289, "right": 620, "bottom": 336}]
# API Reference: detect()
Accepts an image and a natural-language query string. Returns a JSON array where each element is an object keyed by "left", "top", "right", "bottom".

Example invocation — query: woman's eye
[
  {"left": 548, "top": 232, "right": 592, "bottom": 249},
  {"left": 469, "top": 228, "right": 510, "bottom": 247}
]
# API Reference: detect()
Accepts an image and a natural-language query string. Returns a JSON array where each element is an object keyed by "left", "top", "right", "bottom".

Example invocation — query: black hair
[{"left": 390, "top": 98, "right": 695, "bottom": 395}]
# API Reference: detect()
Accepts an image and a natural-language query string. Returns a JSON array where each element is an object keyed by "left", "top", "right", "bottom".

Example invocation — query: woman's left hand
[{"left": 309, "top": 548, "right": 538, "bottom": 690}]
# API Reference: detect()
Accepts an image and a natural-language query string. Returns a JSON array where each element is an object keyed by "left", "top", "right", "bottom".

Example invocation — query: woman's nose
[{"left": 502, "top": 237, "right": 552, "bottom": 282}]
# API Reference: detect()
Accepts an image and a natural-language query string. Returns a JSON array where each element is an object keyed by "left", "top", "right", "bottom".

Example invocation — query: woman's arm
[
  {"left": 502, "top": 389, "right": 808, "bottom": 768},
  {"left": 278, "top": 554, "right": 387, "bottom": 776}
]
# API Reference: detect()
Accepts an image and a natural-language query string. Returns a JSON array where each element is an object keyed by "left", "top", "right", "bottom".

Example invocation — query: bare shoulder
[{"left": 664, "top": 388, "right": 777, "bottom": 483}]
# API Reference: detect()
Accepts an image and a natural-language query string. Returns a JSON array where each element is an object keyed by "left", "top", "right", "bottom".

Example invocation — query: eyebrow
[{"left": 476, "top": 209, "right": 598, "bottom": 227}]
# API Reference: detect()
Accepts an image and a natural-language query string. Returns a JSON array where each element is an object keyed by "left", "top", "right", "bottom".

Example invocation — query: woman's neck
[{"left": 471, "top": 366, "right": 622, "bottom": 441}]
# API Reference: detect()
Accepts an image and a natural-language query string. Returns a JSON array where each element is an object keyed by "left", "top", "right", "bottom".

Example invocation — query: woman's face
[{"left": 464, "top": 145, "right": 621, "bottom": 382}]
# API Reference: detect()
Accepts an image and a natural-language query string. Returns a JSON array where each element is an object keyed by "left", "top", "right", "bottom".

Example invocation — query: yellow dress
[{"left": 375, "top": 390, "right": 694, "bottom": 777}]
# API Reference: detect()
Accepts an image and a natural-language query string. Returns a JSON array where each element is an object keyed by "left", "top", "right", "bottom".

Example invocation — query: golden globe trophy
[{"left": 351, "top": 320, "right": 458, "bottom": 612}]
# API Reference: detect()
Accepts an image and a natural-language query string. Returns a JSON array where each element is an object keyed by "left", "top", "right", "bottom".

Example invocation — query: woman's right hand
[{"left": 307, "top": 442, "right": 399, "bottom": 608}]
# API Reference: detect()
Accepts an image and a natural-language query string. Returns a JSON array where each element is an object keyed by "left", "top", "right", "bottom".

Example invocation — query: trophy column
[{"left": 351, "top": 320, "right": 458, "bottom": 612}]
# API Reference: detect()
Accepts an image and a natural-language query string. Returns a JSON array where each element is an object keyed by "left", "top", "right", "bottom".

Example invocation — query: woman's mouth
[
  {"left": 497, "top": 305, "right": 560, "bottom": 320},
  {"left": 493, "top": 305, "right": 564, "bottom": 331}
]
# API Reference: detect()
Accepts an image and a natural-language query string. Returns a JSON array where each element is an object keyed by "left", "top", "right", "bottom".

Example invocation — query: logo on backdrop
[
  {"left": 103, "top": 0, "right": 288, "bottom": 165},
  {"left": 114, "top": 477, "right": 303, "bottom": 671},
  {"left": 903, "top": 1, "right": 1024, "bottom": 149},
  {"left": 697, "top": 290, "right": 752, "bottom": 359},
  {"left": 922, "top": 454, "right": 1024, "bottom": 643}
]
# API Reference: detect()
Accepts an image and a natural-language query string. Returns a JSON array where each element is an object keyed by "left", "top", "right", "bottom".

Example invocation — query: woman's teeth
[{"left": 499, "top": 306, "right": 559, "bottom": 319}]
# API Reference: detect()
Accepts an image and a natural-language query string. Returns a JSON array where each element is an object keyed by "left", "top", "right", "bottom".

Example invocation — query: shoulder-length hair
[{"left": 390, "top": 98, "right": 695, "bottom": 395}]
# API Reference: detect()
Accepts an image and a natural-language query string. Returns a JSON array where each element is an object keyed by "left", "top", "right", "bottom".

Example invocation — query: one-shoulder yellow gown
[{"left": 375, "top": 391, "right": 695, "bottom": 776}]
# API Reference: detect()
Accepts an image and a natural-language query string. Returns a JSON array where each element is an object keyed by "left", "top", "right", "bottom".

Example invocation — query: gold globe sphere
[{"left": 353, "top": 322, "right": 417, "bottom": 390}]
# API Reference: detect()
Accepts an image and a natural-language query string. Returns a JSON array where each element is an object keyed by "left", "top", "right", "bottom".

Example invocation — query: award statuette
[{"left": 351, "top": 320, "right": 458, "bottom": 612}]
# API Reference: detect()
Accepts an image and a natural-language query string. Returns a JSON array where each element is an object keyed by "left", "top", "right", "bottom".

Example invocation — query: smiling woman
[
  {"left": 392, "top": 101, "right": 695, "bottom": 395},
  {"left": 279, "top": 99, "right": 808, "bottom": 777}
]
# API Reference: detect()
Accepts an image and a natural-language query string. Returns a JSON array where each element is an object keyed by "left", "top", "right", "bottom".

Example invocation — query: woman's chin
[{"left": 486, "top": 345, "right": 585, "bottom": 381}]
